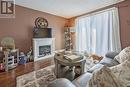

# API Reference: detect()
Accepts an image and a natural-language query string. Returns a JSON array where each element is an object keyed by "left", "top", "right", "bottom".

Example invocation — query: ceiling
[{"left": 15, "top": 0, "right": 125, "bottom": 18}]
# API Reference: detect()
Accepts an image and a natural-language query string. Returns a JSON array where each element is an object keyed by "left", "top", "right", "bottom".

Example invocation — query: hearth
[{"left": 33, "top": 38, "right": 55, "bottom": 61}]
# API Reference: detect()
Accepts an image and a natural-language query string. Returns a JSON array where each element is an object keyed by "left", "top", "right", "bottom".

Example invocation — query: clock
[{"left": 35, "top": 17, "right": 48, "bottom": 28}]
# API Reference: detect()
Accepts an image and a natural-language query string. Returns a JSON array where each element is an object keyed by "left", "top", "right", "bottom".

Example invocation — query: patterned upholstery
[
  {"left": 114, "top": 46, "right": 130, "bottom": 63},
  {"left": 87, "top": 66, "right": 125, "bottom": 87},
  {"left": 111, "top": 58, "right": 130, "bottom": 86}
]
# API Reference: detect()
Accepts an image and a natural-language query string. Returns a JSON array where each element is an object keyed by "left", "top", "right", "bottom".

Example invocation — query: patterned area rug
[{"left": 16, "top": 65, "right": 56, "bottom": 87}]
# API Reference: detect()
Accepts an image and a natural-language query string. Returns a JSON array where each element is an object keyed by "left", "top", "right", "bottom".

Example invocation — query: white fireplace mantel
[{"left": 33, "top": 38, "right": 55, "bottom": 61}]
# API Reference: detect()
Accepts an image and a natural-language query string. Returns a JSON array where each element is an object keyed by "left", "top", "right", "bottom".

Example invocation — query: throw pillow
[
  {"left": 105, "top": 51, "right": 119, "bottom": 59},
  {"left": 114, "top": 46, "right": 130, "bottom": 63},
  {"left": 110, "top": 58, "right": 130, "bottom": 86},
  {"left": 87, "top": 66, "right": 125, "bottom": 87}
]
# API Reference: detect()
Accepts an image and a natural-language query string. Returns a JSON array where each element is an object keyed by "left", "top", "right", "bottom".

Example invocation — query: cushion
[
  {"left": 105, "top": 51, "right": 119, "bottom": 59},
  {"left": 110, "top": 58, "right": 130, "bottom": 86},
  {"left": 87, "top": 66, "right": 125, "bottom": 87},
  {"left": 48, "top": 78, "right": 76, "bottom": 87},
  {"left": 87, "top": 64, "right": 104, "bottom": 73},
  {"left": 99, "top": 57, "right": 119, "bottom": 67},
  {"left": 114, "top": 46, "right": 130, "bottom": 63},
  {"left": 72, "top": 72, "right": 92, "bottom": 87}
]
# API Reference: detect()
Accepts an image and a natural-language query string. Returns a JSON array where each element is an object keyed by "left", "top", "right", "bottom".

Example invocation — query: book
[{"left": 64, "top": 54, "right": 83, "bottom": 62}]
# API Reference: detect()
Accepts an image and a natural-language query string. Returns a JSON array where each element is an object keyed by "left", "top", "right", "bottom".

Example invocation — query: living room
[{"left": 0, "top": 0, "right": 130, "bottom": 87}]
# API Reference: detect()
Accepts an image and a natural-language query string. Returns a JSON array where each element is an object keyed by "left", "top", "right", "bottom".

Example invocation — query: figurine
[
  {"left": 27, "top": 47, "right": 33, "bottom": 62},
  {"left": 19, "top": 52, "right": 27, "bottom": 64}
]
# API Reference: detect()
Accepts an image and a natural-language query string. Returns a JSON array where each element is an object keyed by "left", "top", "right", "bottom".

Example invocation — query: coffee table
[{"left": 54, "top": 52, "right": 86, "bottom": 79}]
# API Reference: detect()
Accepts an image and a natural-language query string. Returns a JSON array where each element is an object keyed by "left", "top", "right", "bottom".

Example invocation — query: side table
[
  {"left": 3, "top": 49, "right": 19, "bottom": 71},
  {"left": 54, "top": 53, "right": 86, "bottom": 80}
]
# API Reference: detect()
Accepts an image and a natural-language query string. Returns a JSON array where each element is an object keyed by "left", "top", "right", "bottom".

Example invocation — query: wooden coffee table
[{"left": 54, "top": 52, "right": 86, "bottom": 79}]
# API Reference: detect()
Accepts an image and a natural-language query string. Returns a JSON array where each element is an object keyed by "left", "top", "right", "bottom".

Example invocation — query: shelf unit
[
  {"left": 3, "top": 49, "right": 19, "bottom": 71},
  {"left": 64, "top": 28, "right": 73, "bottom": 51}
]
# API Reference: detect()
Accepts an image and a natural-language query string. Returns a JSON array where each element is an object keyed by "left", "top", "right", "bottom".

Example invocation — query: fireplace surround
[{"left": 33, "top": 38, "right": 55, "bottom": 61}]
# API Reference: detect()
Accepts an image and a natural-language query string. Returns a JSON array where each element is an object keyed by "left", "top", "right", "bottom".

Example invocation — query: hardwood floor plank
[{"left": 0, "top": 58, "right": 54, "bottom": 87}]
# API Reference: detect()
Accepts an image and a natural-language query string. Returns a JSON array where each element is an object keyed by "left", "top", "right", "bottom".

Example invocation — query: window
[{"left": 75, "top": 7, "right": 121, "bottom": 56}]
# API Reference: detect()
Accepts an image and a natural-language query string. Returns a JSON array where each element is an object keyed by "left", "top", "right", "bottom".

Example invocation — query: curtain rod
[
  {"left": 76, "top": 0, "right": 126, "bottom": 19},
  {"left": 76, "top": 7, "right": 117, "bottom": 19}
]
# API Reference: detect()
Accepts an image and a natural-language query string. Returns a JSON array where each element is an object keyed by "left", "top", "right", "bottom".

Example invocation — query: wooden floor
[{"left": 0, "top": 58, "right": 54, "bottom": 87}]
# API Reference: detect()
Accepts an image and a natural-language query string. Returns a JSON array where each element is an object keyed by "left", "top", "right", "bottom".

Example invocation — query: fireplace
[
  {"left": 39, "top": 45, "right": 51, "bottom": 57},
  {"left": 33, "top": 38, "right": 55, "bottom": 61}
]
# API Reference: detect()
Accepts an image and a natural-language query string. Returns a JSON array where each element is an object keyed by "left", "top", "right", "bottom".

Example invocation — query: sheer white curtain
[{"left": 76, "top": 7, "right": 121, "bottom": 56}]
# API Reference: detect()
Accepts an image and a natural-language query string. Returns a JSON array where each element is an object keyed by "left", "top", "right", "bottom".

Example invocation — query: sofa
[{"left": 47, "top": 51, "right": 119, "bottom": 87}]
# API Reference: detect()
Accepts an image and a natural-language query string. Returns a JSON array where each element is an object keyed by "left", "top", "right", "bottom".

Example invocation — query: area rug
[{"left": 16, "top": 65, "right": 56, "bottom": 87}]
